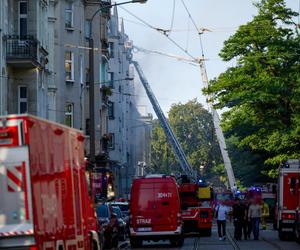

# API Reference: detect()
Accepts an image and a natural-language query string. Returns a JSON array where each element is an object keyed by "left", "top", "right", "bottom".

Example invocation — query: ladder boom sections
[
  {"left": 199, "top": 60, "right": 236, "bottom": 191},
  {"left": 132, "top": 61, "right": 195, "bottom": 180}
]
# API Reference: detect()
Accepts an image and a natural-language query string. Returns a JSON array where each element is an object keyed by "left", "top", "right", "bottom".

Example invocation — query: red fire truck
[
  {"left": 129, "top": 175, "right": 184, "bottom": 247},
  {"left": 178, "top": 178, "right": 213, "bottom": 236},
  {"left": 276, "top": 159, "right": 300, "bottom": 240},
  {"left": 0, "top": 114, "right": 100, "bottom": 250}
]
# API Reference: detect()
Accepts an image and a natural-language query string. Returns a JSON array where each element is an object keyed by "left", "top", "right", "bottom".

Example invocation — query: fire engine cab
[{"left": 276, "top": 159, "right": 300, "bottom": 240}]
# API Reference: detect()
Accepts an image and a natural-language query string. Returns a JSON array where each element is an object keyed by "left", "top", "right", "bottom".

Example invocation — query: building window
[
  {"left": 108, "top": 72, "right": 114, "bottom": 88},
  {"left": 106, "top": 22, "right": 111, "bottom": 35},
  {"left": 85, "top": 19, "right": 91, "bottom": 39},
  {"left": 80, "top": 55, "right": 84, "bottom": 85},
  {"left": 65, "top": 51, "right": 74, "bottom": 81},
  {"left": 108, "top": 42, "right": 114, "bottom": 58},
  {"left": 18, "top": 86, "right": 27, "bottom": 114},
  {"left": 65, "top": 103, "right": 74, "bottom": 127},
  {"left": 19, "top": 1, "right": 28, "bottom": 37},
  {"left": 65, "top": 2, "right": 73, "bottom": 28},
  {"left": 108, "top": 133, "right": 115, "bottom": 150},
  {"left": 100, "top": 62, "right": 107, "bottom": 84},
  {"left": 108, "top": 101, "right": 114, "bottom": 120}
]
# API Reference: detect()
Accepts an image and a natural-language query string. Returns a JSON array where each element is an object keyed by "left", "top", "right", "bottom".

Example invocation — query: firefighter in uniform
[{"left": 261, "top": 200, "right": 269, "bottom": 230}]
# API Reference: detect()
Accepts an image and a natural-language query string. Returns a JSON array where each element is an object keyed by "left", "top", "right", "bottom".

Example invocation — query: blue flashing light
[{"left": 198, "top": 179, "right": 203, "bottom": 183}]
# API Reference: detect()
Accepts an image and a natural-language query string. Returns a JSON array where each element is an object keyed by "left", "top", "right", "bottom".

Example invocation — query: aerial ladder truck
[
  {"left": 132, "top": 45, "right": 237, "bottom": 194},
  {"left": 132, "top": 61, "right": 213, "bottom": 235},
  {"left": 198, "top": 59, "right": 237, "bottom": 194}
]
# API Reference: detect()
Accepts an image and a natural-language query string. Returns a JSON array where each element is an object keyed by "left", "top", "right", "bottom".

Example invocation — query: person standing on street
[
  {"left": 261, "top": 200, "right": 270, "bottom": 230},
  {"left": 243, "top": 200, "right": 252, "bottom": 240},
  {"left": 248, "top": 198, "right": 262, "bottom": 240},
  {"left": 232, "top": 198, "right": 246, "bottom": 240},
  {"left": 215, "top": 200, "right": 230, "bottom": 241}
]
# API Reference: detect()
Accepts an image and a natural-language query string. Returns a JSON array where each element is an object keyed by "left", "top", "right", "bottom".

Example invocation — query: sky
[{"left": 117, "top": 0, "right": 299, "bottom": 117}]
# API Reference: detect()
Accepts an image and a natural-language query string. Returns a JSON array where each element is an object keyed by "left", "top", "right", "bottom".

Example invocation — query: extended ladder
[
  {"left": 132, "top": 61, "right": 195, "bottom": 180},
  {"left": 198, "top": 59, "right": 236, "bottom": 191}
]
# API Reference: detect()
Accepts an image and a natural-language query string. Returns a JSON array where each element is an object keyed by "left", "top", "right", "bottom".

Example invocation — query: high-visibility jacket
[{"left": 261, "top": 202, "right": 269, "bottom": 217}]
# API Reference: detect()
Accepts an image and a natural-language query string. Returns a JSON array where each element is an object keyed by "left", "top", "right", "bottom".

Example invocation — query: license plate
[
  {"left": 282, "top": 220, "right": 294, "bottom": 223},
  {"left": 0, "top": 139, "right": 12, "bottom": 145},
  {"left": 137, "top": 227, "right": 152, "bottom": 232},
  {"left": 282, "top": 228, "right": 293, "bottom": 232}
]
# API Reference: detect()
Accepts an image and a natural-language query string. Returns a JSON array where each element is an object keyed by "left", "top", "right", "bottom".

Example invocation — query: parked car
[{"left": 112, "top": 206, "right": 127, "bottom": 241}]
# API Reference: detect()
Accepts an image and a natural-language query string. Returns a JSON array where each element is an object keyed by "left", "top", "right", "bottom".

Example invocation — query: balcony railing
[{"left": 4, "top": 35, "right": 38, "bottom": 63}]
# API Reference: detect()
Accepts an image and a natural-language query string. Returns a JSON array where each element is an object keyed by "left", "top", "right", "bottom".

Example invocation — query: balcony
[{"left": 4, "top": 35, "right": 38, "bottom": 68}]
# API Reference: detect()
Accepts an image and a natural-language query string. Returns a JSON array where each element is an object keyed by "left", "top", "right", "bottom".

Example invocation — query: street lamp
[{"left": 89, "top": 0, "right": 147, "bottom": 164}]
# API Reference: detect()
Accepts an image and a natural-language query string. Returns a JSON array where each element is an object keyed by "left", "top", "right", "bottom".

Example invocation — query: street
[{"left": 122, "top": 223, "right": 300, "bottom": 250}]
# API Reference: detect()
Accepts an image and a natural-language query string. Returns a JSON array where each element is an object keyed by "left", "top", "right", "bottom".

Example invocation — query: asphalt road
[{"left": 122, "top": 223, "right": 300, "bottom": 250}]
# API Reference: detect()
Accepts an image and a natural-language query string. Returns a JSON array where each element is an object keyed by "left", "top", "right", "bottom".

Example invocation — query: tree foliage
[
  {"left": 204, "top": 0, "right": 300, "bottom": 177},
  {"left": 151, "top": 99, "right": 222, "bottom": 182}
]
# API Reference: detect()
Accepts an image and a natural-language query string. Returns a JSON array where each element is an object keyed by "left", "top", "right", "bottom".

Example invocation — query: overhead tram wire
[
  {"left": 120, "top": 18, "right": 295, "bottom": 33},
  {"left": 169, "top": 0, "right": 176, "bottom": 33},
  {"left": 132, "top": 45, "right": 200, "bottom": 66},
  {"left": 119, "top": 6, "right": 198, "bottom": 61},
  {"left": 180, "top": 0, "right": 205, "bottom": 57}
]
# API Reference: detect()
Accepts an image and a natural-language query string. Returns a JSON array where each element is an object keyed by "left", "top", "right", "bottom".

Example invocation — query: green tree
[
  {"left": 151, "top": 99, "right": 222, "bottom": 181},
  {"left": 204, "top": 0, "right": 300, "bottom": 177}
]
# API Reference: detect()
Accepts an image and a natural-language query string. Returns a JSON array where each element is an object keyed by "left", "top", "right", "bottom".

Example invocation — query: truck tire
[
  {"left": 170, "top": 235, "right": 184, "bottom": 247},
  {"left": 205, "top": 228, "right": 212, "bottom": 237},
  {"left": 295, "top": 227, "right": 300, "bottom": 244},
  {"left": 278, "top": 229, "right": 286, "bottom": 241},
  {"left": 130, "top": 237, "right": 142, "bottom": 248}
]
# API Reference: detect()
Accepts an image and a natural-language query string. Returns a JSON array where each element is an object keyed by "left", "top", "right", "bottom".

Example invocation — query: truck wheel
[
  {"left": 130, "top": 237, "right": 142, "bottom": 248},
  {"left": 206, "top": 228, "right": 212, "bottom": 237},
  {"left": 170, "top": 235, "right": 184, "bottom": 247},
  {"left": 294, "top": 226, "right": 300, "bottom": 243},
  {"left": 278, "top": 229, "right": 286, "bottom": 241}
]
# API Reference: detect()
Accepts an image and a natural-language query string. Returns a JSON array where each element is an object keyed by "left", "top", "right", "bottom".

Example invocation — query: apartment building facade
[
  {"left": 0, "top": 0, "right": 52, "bottom": 118},
  {"left": 0, "top": 0, "right": 111, "bottom": 156},
  {"left": 107, "top": 8, "right": 152, "bottom": 197},
  {"left": 0, "top": 0, "right": 152, "bottom": 197},
  {"left": 107, "top": 8, "right": 132, "bottom": 196},
  {"left": 52, "top": 0, "right": 112, "bottom": 157}
]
